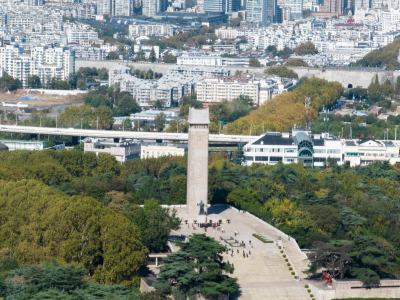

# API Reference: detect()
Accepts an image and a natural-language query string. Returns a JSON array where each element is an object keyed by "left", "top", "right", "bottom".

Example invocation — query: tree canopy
[
  {"left": 0, "top": 179, "right": 147, "bottom": 284},
  {"left": 353, "top": 39, "right": 400, "bottom": 70},
  {"left": 0, "top": 73, "right": 22, "bottom": 91},
  {"left": 0, "top": 263, "right": 140, "bottom": 299},
  {"left": 156, "top": 234, "right": 239, "bottom": 299},
  {"left": 84, "top": 86, "right": 141, "bottom": 117},
  {"left": 0, "top": 147, "right": 400, "bottom": 286},
  {"left": 294, "top": 42, "right": 319, "bottom": 56},
  {"left": 225, "top": 77, "right": 343, "bottom": 134},
  {"left": 285, "top": 58, "right": 309, "bottom": 67},
  {"left": 265, "top": 66, "right": 299, "bottom": 79}
]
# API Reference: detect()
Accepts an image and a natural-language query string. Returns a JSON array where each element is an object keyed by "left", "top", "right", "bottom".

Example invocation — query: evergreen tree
[
  {"left": 27, "top": 75, "right": 42, "bottom": 89},
  {"left": 149, "top": 48, "right": 157, "bottom": 63},
  {"left": 367, "top": 75, "right": 381, "bottom": 103},
  {"left": 156, "top": 234, "right": 239, "bottom": 299},
  {"left": 395, "top": 76, "right": 400, "bottom": 95}
]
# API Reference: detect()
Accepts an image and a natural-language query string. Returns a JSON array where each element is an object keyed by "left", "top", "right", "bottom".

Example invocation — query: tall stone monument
[{"left": 186, "top": 107, "right": 209, "bottom": 223}]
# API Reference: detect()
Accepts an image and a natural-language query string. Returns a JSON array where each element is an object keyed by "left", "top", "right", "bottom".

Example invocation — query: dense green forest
[
  {"left": 0, "top": 150, "right": 399, "bottom": 287},
  {"left": 0, "top": 264, "right": 141, "bottom": 299},
  {"left": 0, "top": 150, "right": 186, "bottom": 298}
]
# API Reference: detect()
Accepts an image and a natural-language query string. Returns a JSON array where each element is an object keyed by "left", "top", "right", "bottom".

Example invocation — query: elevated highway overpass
[{"left": 0, "top": 125, "right": 256, "bottom": 144}]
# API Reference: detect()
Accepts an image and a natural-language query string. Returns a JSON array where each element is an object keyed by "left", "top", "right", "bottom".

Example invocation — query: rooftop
[{"left": 252, "top": 132, "right": 325, "bottom": 146}]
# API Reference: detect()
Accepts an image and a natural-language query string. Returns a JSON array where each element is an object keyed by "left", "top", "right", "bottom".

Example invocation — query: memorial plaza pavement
[{"left": 172, "top": 205, "right": 311, "bottom": 300}]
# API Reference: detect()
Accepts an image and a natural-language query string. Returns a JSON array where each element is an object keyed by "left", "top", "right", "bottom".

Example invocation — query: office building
[
  {"left": 323, "top": 0, "right": 345, "bottom": 15},
  {"left": 246, "top": 0, "right": 275, "bottom": 25},
  {"left": 204, "top": 0, "right": 226, "bottom": 12},
  {"left": 280, "top": 0, "right": 303, "bottom": 20},
  {"left": 142, "top": 0, "right": 168, "bottom": 17},
  {"left": 228, "top": 0, "right": 241, "bottom": 11},
  {"left": 204, "top": 0, "right": 241, "bottom": 12}
]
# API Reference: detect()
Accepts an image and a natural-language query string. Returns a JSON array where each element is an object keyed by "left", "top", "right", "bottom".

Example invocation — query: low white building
[
  {"left": 215, "top": 26, "right": 243, "bottom": 39},
  {"left": 83, "top": 138, "right": 140, "bottom": 163},
  {"left": 243, "top": 130, "right": 400, "bottom": 167},
  {"left": 129, "top": 23, "right": 175, "bottom": 38},
  {"left": 177, "top": 53, "right": 249, "bottom": 67},
  {"left": 0, "top": 140, "right": 45, "bottom": 151},
  {"left": 65, "top": 25, "right": 99, "bottom": 45},
  {"left": 140, "top": 144, "right": 185, "bottom": 159}
]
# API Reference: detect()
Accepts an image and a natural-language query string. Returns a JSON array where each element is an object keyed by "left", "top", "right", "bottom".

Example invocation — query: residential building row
[
  {"left": 244, "top": 129, "right": 400, "bottom": 167},
  {"left": 214, "top": 15, "right": 399, "bottom": 66},
  {"left": 109, "top": 65, "right": 294, "bottom": 108},
  {"left": 109, "top": 66, "right": 201, "bottom": 108},
  {"left": 128, "top": 23, "right": 176, "bottom": 39},
  {"left": 177, "top": 52, "right": 250, "bottom": 67},
  {"left": 196, "top": 76, "right": 295, "bottom": 105},
  {"left": 0, "top": 44, "right": 75, "bottom": 87}
]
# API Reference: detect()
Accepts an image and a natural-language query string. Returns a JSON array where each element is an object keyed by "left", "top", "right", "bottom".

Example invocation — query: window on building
[
  {"left": 314, "top": 149, "right": 326, "bottom": 153},
  {"left": 255, "top": 156, "right": 269, "bottom": 161},
  {"left": 345, "top": 152, "right": 358, "bottom": 157},
  {"left": 284, "top": 148, "right": 296, "bottom": 153},
  {"left": 327, "top": 149, "right": 340, "bottom": 154},
  {"left": 270, "top": 156, "right": 283, "bottom": 162}
]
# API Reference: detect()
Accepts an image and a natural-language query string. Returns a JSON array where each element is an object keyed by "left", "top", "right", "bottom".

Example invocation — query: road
[{"left": 0, "top": 125, "right": 256, "bottom": 144}]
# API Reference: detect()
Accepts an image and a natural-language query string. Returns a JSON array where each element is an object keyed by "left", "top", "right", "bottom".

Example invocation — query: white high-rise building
[{"left": 0, "top": 45, "right": 75, "bottom": 88}]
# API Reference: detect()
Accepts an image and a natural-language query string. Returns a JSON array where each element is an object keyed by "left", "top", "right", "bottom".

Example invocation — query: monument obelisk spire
[{"left": 186, "top": 107, "right": 209, "bottom": 223}]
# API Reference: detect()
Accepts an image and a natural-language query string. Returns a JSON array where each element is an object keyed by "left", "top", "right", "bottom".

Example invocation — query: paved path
[{"left": 173, "top": 206, "right": 310, "bottom": 300}]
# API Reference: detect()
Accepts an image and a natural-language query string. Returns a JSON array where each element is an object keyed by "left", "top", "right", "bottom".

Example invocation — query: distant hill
[{"left": 353, "top": 39, "right": 400, "bottom": 70}]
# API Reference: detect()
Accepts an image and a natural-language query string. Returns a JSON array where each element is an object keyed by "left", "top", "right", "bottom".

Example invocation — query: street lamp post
[{"left": 80, "top": 118, "right": 83, "bottom": 143}]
